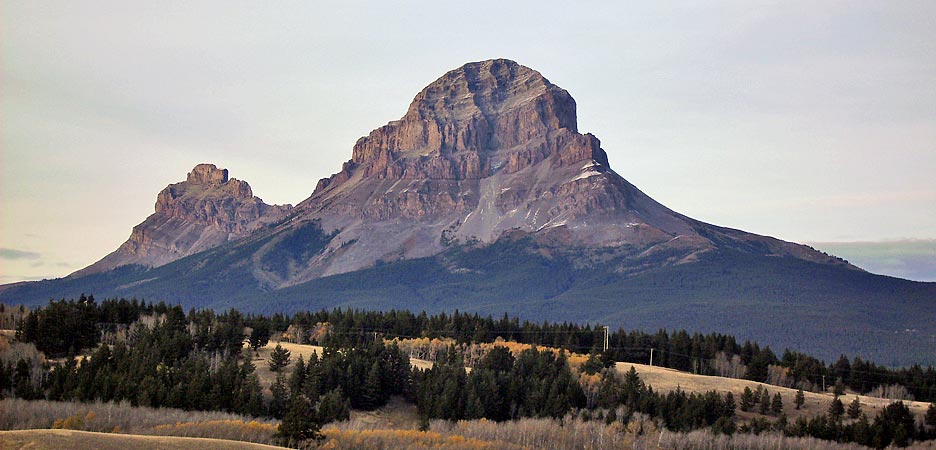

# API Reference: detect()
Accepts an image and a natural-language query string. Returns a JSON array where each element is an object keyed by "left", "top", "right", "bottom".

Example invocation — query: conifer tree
[
  {"left": 759, "top": 389, "right": 770, "bottom": 415},
  {"left": 794, "top": 387, "right": 805, "bottom": 410},
  {"left": 926, "top": 401, "right": 936, "bottom": 428},
  {"left": 848, "top": 396, "right": 862, "bottom": 419},
  {"left": 248, "top": 321, "right": 271, "bottom": 352},
  {"left": 317, "top": 388, "right": 350, "bottom": 424},
  {"left": 288, "top": 355, "right": 306, "bottom": 396},
  {"left": 464, "top": 384, "right": 485, "bottom": 420},
  {"left": 269, "top": 373, "right": 289, "bottom": 418},
  {"left": 828, "top": 397, "right": 845, "bottom": 420},
  {"left": 361, "top": 359, "right": 383, "bottom": 410},
  {"left": 581, "top": 349, "right": 604, "bottom": 375},
  {"left": 13, "top": 359, "right": 36, "bottom": 400},
  {"left": 771, "top": 392, "right": 783, "bottom": 415},
  {"left": 740, "top": 386, "right": 754, "bottom": 412},
  {"left": 723, "top": 391, "right": 736, "bottom": 417},
  {"left": 276, "top": 395, "right": 322, "bottom": 447},
  {"left": 269, "top": 344, "right": 291, "bottom": 372}
]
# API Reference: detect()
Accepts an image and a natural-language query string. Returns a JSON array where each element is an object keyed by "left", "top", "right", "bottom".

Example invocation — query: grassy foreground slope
[{"left": 0, "top": 429, "right": 287, "bottom": 450}]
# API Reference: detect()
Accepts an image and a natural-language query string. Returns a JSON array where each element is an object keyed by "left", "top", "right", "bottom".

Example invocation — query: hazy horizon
[{"left": 2, "top": 2, "right": 934, "bottom": 283}]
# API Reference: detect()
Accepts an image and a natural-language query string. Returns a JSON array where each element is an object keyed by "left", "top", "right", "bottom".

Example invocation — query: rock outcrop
[{"left": 72, "top": 164, "right": 291, "bottom": 276}]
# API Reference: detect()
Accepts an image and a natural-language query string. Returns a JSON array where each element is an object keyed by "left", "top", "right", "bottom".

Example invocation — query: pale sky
[{"left": 2, "top": 1, "right": 935, "bottom": 283}]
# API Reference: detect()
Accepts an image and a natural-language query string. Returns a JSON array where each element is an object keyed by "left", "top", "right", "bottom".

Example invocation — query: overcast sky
[{"left": 2, "top": 1, "right": 935, "bottom": 283}]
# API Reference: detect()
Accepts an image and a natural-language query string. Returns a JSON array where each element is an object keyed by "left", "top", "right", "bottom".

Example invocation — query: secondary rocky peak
[
  {"left": 156, "top": 164, "right": 255, "bottom": 216},
  {"left": 72, "top": 164, "right": 291, "bottom": 277},
  {"left": 187, "top": 163, "right": 229, "bottom": 185}
]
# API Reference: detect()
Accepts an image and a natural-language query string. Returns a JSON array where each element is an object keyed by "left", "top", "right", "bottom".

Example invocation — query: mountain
[
  {"left": 2, "top": 59, "right": 934, "bottom": 365},
  {"left": 71, "top": 163, "right": 292, "bottom": 277},
  {"left": 240, "top": 58, "right": 848, "bottom": 284}
]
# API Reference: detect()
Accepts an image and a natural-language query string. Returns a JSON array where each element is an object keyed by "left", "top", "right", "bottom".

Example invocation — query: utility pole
[
  {"left": 650, "top": 348, "right": 654, "bottom": 367},
  {"left": 603, "top": 326, "right": 609, "bottom": 352},
  {"left": 822, "top": 375, "right": 826, "bottom": 393}
]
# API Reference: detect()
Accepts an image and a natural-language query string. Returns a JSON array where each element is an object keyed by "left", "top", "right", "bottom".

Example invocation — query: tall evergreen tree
[
  {"left": 361, "top": 359, "right": 383, "bottom": 410},
  {"left": 758, "top": 389, "right": 770, "bottom": 415},
  {"left": 269, "top": 373, "right": 289, "bottom": 419},
  {"left": 828, "top": 398, "right": 845, "bottom": 421},
  {"left": 276, "top": 395, "right": 323, "bottom": 447},
  {"left": 288, "top": 355, "right": 306, "bottom": 396},
  {"left": 874, "top": 401, "right": 916, "bottom": 448},
  {"left": 848, "top": 396, "right": 862, "bottom": 419},
  {"left": 249, "top": 321, "right": 271, "bottom": 352},
  {"left": 269, "top": 344, "right": 291, "bottom": 372},
  {"left": 723, "top": 391, "right": 736, "bottom": 417},
  {"left": 794, "top": 388, "right": 805, "bottom": 410},
  {"left": 740, "top": 386, "right": 754, "bottom": 412},
  {"left": 770, "top": 392, "right": 783, "bottom": 415}
]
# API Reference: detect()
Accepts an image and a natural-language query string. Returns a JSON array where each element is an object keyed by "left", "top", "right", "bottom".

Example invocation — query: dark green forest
[
  {"left": 3, "top": 238, "right": 935, "bottom": 366},
  {"left": 3, "top": 296, "right": 936, "bottom": 448}
]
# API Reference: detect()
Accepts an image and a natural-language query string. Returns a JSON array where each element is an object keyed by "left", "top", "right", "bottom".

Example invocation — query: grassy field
[
  {"left": 619, "top": 362, "right": 933, "bottom": 422},
  {"left": 0, "top": 429, "right": 287, "bottom": 450}
]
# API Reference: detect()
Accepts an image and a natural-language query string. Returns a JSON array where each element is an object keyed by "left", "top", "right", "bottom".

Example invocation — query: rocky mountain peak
[
  {"left": 403, "top": 59, "right": 577, "bottom": 132},
  {"left": 72, "top": 164, "right": 290, "bottom": 276},
  {"left": 156, "top": 164, "right": 255, "bottom": 216},
  {"left": 186, "top": 163, "right": 229, "bottom": 185},
  {"left": 316, "top": 59, "right": 605, "bottom": 196}
]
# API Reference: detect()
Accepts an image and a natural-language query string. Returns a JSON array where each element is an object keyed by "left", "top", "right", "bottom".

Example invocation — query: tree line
[
  {"left": 261, "top": 307, "right": 936, "bottom": 403},
  {"left": 8, "top": 298, "right": 935, "bottom": 404}
]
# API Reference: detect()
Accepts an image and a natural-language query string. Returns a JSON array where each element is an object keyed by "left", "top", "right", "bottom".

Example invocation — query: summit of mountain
[{"left": 71, "top": 163, "right": 291, "bottom": 277}]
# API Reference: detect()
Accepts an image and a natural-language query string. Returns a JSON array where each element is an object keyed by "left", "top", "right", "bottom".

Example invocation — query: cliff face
[
  {"left": 72, "top": 164, "right": 291, "bottom": 276},
  {"left": 283, "top": 59, "right": 848, "bottom": 281},
  {"left": 340, "top": 59, "right": 597, "bottom": 181}
]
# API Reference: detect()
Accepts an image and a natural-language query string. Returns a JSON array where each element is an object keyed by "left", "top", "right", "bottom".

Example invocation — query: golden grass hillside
[
  {"left": 619, "top": 362, "right": 933, "bottom": 422},
  {"left": 0, "top": 429, "right": 287, "bottom": 450}
]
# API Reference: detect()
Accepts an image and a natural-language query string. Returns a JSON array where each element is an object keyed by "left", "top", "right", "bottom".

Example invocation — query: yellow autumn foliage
[
  {"left": 320, "top": 428, "right": 522, "bottom": 450},
  {"left": 146, "top": 419, "right": 278, "bottom": 443}
]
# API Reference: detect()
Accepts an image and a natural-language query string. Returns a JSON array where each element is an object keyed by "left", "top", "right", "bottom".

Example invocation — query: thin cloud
[{"left": 0, "top": 248, "right": 41, "bottom": 260}]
